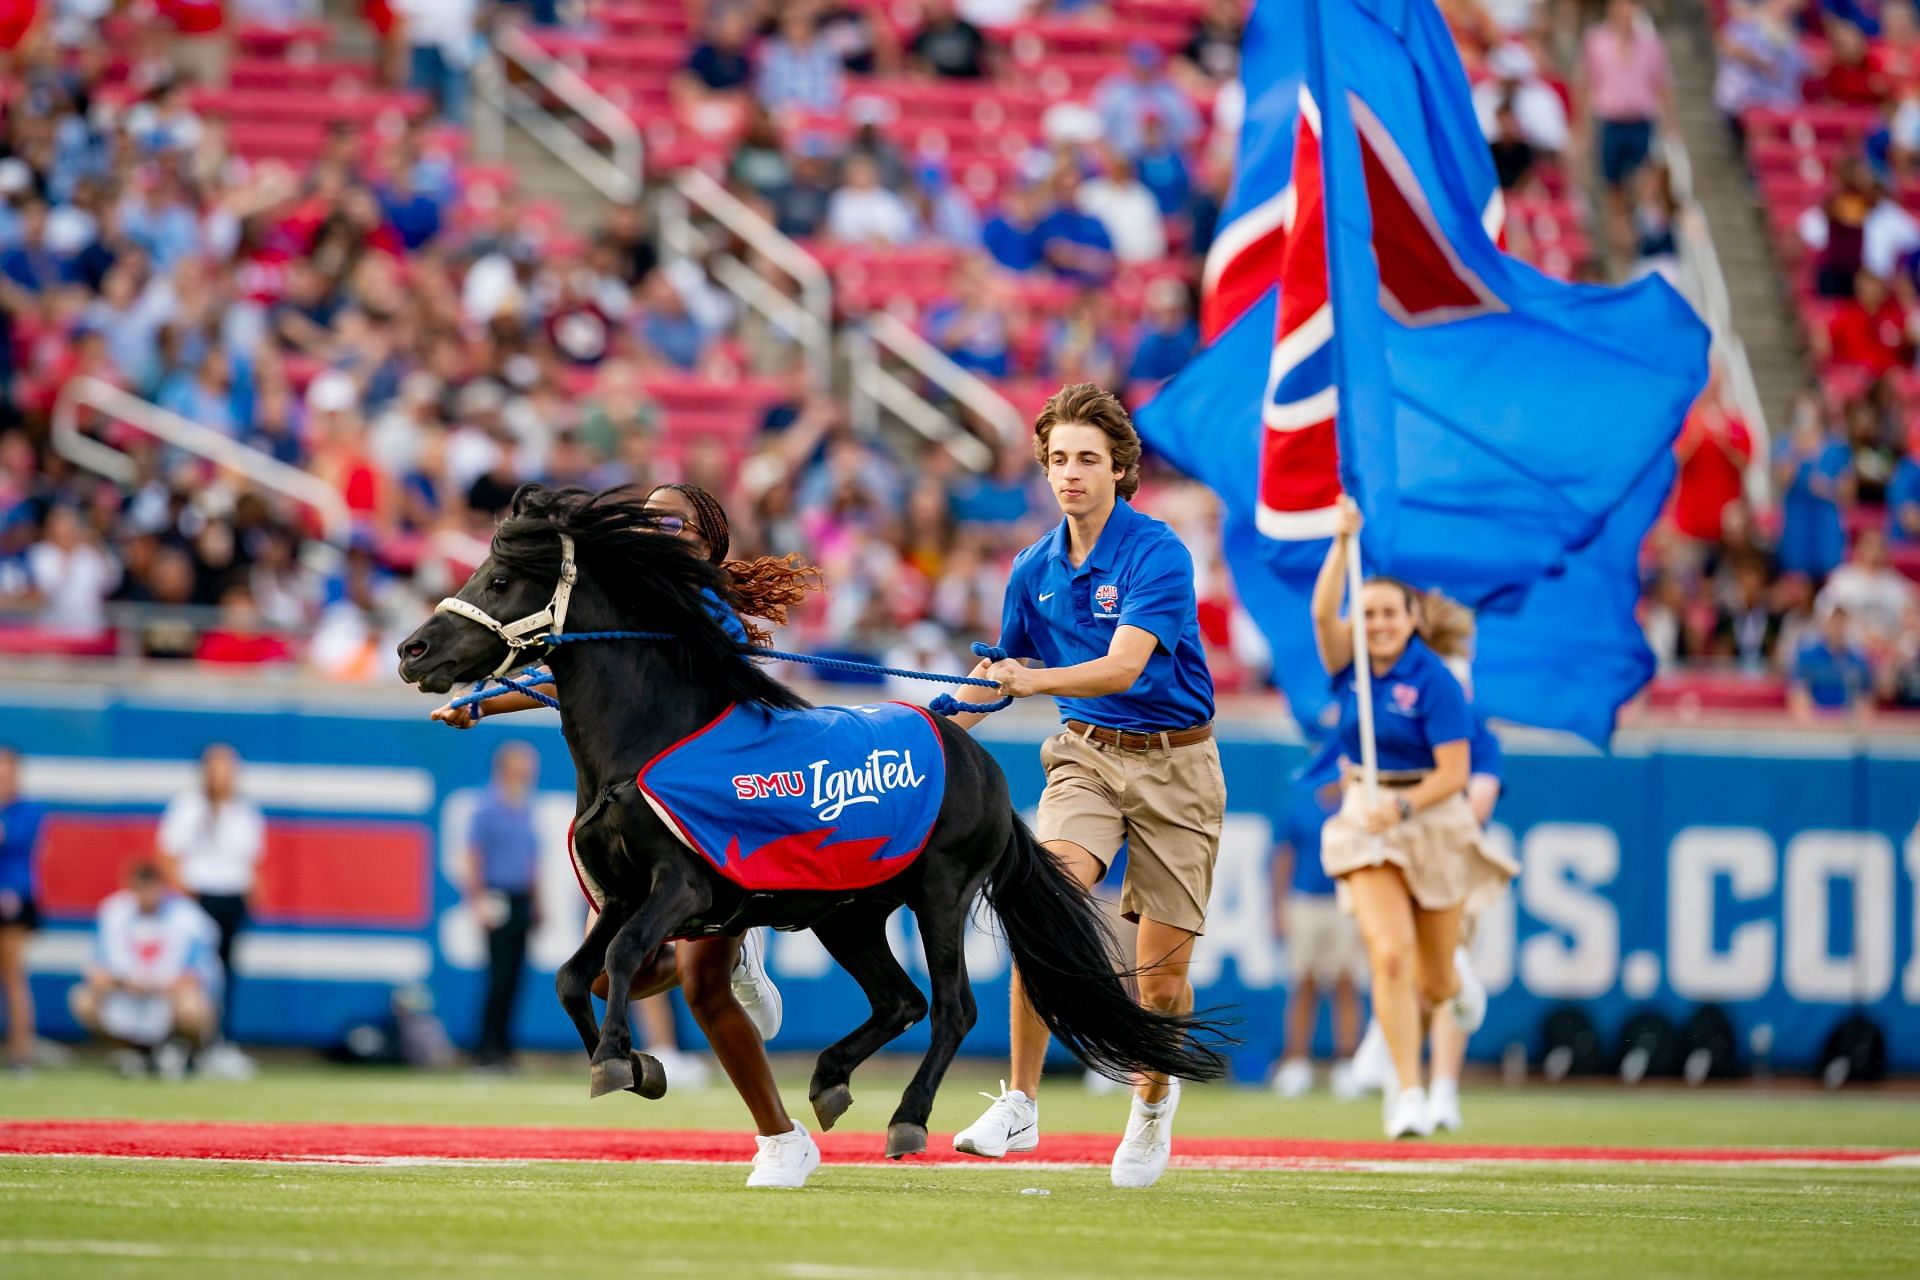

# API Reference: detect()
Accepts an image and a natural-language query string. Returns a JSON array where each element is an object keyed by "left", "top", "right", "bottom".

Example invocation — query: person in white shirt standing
[
  {"left": 156, "top": 744, "right": 264, "bottom": 1048},
  {"left": 25, "top": 506, "right": 120, "bottom": 638},
  {"left": 68, "top": 861, "right": 220, "bottom": 1077}
]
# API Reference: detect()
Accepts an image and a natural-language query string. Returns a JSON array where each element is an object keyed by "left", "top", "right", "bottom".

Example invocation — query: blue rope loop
[{"left": 445, "top": 631, "right": 1017, "bottom": 719}]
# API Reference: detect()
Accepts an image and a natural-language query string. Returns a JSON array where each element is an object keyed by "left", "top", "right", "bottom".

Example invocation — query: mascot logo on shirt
[
  {"left": 1094, "top": 583, "right": 1120, "bottom": 615},
  {"left": 1390, "top": 682, "right": 1420, "bottom": 714}
]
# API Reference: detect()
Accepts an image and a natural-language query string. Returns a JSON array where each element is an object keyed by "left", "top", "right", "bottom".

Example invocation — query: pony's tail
[{"left": 983, "top": 820, "right": 1230, "bottom": 1083}]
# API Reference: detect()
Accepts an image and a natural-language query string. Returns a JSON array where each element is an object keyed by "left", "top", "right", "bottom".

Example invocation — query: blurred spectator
[
  {"left": 466, "top": 741, "right": 540, "bottom": 1070},
  {"left": 396, "top": 0, "right": 476, "bottom": 123},
  {"left": 1713, "top": 0, "right": 1809, "bottom": 135},
  {"left": 910, "top": 159, "right": 983, "bottom": 247},
  {"left": 1815, "top": 18, "right": 1885, "bottom": 106},
  {"left": 633, "top": 270, "right": 710, "bottom": 370},
  {"left": 1789, "top": 604, "right": 1874, "bottom": 716},
  {"left": 1711, "top": 553, "right": 1786, "bottom": 672},
  {"left": 1127, "top": 278, "right": 1200, "bottom": 383},
  {"left": 925, "top": 260, "right": 1011, "bottom": 377},
  {"left": 1630, "top": 162, "right": 1681, "bottom": 277},
  {"left": 949, "top": 444, "right": 1041, "bottom": 528},
  {"left": 1177, "top": 0, "right": 1245, "bottom": 88},
  {"left": 1798, "top": 159, "right": 1919, "bottom": 297},
  {"left": 1673, "top": 374, "right": 1755, "bottom": 543},
  {"left": 1269, "top": 782, "right": 1364, "bottom": 1101},
  {"left": 958, "top": 0, "right": 1030, "bottom": 23},
  {"left": 910, "top": 0, "right": 988, "bottom": 79},
  {"left": 1817, "top": 526, "right": 1916, "bottom": 651},
  {"left": 0, "top": 746, "right": 44, "bottom": 1073},
  {"left": 1582, "top": 0, "right": 1671, "bottom": 190},
  {"left": 681, "top": 7, "right": 755, "bottom": 96},
  {"left": 983, "top": 179, "right": 1047, "bottom": 272},
  {"left": 774, "top": 149, "right": 836, "bottom": 239},
  {"left": 730, "top": 108, "right": 796, "bottom": 205},
  {"left": 1136, "top": 114, "right": 1193, "bottom": 217},
  {"left": 1890, "top": 424, "right": 1920, "bottom": 541},
  {"left": 1878, "top": 2, "right": 1920, "bottom": 83},
  {"left": 819, "top": 3, "right": 887, "bottom": 76},
  {"left": 1488, "top": 101, "right": 1538, "bottom": 190},
  {"left": 1774, "top": 409, "right": 1855, "bottom": 579},
  {"left": 25, "top": 505, "right": 118, "bottom": 637},
  {"left": 156, "top": 743, "right": 263, "bottom": 1048},
  {"left": 1043, "top": 290, "right": 1122, "bottom": 387},
  {"left": 827, "top": 154, "right": 916, "bottom": 245},
  {"left": 1037, "top": 168, "right": 1116, "bottom": 285},
  {"left": 1474, "top": 43, "right": 1570, "bottom": 156},
  {"left": 1816, "top": 270, "right": 1910, "bottom": 374},
  {"left": 68, "top": 861, "right": 218, "bottom": 1078},
  {"left": 1078, "top": 145, "right": 1167, "bottom": 263},
  {"left": 1844, "top": 395, "right": 1900, "bottom": 502},
  {"left": 1093, "top": 41, "right": 1203, "bottom": 160},
  {"left": 757, "top": 7, "right": 845, "bottom": 114},
  {"left": 196, "top": 584, "right": 294, "bottom": 664}
]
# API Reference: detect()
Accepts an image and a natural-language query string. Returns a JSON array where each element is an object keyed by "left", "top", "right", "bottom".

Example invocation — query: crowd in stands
[{"left": 0, "top": 0, "right": 1915, "bottom": 720}]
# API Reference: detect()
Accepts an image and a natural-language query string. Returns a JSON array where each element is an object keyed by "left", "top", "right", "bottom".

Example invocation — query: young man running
[{"left": 947, "top": 382, "right": 1223, "bottom": 1189}]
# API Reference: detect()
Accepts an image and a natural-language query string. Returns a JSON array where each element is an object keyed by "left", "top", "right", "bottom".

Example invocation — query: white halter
[{"left": 433, "top": 533, "right": 578, "bottom": 677}]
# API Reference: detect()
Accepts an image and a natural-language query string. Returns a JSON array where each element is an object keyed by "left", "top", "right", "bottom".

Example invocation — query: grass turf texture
[{"left": 4, "top": 1059, "right": 1918, "bottom": 1279}]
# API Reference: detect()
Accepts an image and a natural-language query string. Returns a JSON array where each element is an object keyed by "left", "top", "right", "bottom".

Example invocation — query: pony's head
[{"left": 397, "top": 485, "right": 806, "bottom": 712}]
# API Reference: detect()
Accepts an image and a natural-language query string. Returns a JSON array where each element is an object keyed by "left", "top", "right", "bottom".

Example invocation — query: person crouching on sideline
[
  {"left": 1309, "top": 496, "right": 1516, "bottom": 1139},
  {"left": 945, "top": 382, "right": 1224, "bottom": 1189},
  {"left": 69, "top": 861, "right": 220, "bottom": 1078}
]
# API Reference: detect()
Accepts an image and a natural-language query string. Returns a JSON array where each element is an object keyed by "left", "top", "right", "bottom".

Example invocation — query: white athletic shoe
[
  {"left": 1329, "top": 1057, "right": 1365, "bottom": 1101},
  {"left": 952, "top": 1082, "right": 1038, "bottom": 1158},
  {"left": 1350, "top": 1019, "right": 1392, "bottom": 1094},
  {"left": 1448, "top": 945, "right": 1487, "bottom": 1035},
  {"left": 731, "top": 928, "right": 783, "bottom": 1042},
  {"left": 1386, "top": 1086, "right": 1435, "bottom": 1139},
  {"left": 1271, "top": 1057, "right": 1313, "bottom": 1099},
  {"left": 746, "top": 1121, "right": 820, "bottom": 1189},
  {"left": 1427, "top": 1079, "right": 1463, "bottom": 1133},
  {"left": 651, "top": 1048, "right": 713, "bottom": 1090},
  {"left": 1110, "top": 1077, "right": 1180, "bottom": 1189}
]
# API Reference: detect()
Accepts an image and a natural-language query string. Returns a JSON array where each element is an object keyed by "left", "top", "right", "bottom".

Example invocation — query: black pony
[{"left": 397, "top": 486, "right": 1225, "bottom": 1157}]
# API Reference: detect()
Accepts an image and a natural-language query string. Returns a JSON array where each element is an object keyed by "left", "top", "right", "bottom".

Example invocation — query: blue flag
[{"left": 1139, "top": 0, "right": 1709, "bottom": 742}]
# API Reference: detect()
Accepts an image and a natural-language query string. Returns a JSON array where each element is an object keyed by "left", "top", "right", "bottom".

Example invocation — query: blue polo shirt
[
  {"left": 997, "top": 499, "right": 1214, "bottom": 733},
  {"left": 0, "top": 798, "right": 45, "bottom": 898},
  {"left": 469, "top": 789, "right": 540, "bottom": 893},
  {"left": 1329, "top": 635, "right": 1472, "bottom": 772}
]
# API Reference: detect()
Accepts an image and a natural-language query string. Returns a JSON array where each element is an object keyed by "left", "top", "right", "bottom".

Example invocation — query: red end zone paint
[{"left": 1, "top": 1120, "right": 1911, "bottom": 1168}]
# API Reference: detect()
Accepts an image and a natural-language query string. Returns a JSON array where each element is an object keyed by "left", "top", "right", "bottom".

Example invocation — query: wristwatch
[{"left": 1394, "top": 795, "right": 1414, "bottom": 822}]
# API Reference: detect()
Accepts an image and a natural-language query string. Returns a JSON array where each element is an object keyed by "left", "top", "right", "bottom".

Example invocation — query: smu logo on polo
[
  {"left": 1389, "top": 682, "right": 1420, "bottom": 715},
  {"left": 1093, "top": 583, "right": 1120, "bottom": 616},
  {"left": 732, "top": 749, "right": 928, "bottom": 823}
]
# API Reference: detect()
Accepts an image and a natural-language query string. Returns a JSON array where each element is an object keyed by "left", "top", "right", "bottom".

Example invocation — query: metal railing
[
  {"left": 475, "top": 21, "right": 643, "bottom": 205},
  {"left": 1663, "top": 133, "right": 1773, "bottom": 506},
  {"left": 657, "top": 168, "right": 834, "bottom": 385},
  {"left": 846, "top": 314, "right": 1022, "bottom": 472},
  {"left": 51, "top": 377, "right": 353, "bottom": 544}
]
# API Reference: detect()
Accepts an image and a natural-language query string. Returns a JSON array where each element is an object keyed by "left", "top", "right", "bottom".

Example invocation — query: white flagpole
[{"left": 1346, "top": 534, "right": 1380, "bottom": 815}]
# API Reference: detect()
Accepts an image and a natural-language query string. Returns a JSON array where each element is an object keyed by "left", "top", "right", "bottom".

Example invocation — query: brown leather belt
[{"left": 1066, "top": 719, "right": 1214, "bottom": 753}]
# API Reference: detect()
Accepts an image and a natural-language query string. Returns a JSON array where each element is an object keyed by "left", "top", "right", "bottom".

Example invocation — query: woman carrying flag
[{"left": 1309, "top": 496, "right": 1516, "bottom": 1138}]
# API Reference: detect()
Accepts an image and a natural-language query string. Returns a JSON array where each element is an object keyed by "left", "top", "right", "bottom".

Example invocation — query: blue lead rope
[{"left": 446, "top": 636, "right": 1014, "bottom": 718}]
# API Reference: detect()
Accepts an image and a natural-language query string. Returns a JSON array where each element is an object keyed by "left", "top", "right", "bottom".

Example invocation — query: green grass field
[{"left": 4, "top": 1057, "right": 1918, "bottom": 1279}]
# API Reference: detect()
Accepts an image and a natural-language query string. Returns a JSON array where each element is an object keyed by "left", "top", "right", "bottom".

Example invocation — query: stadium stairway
[{"left": 1667, "top": 1, "right": 1809, "bottom": 426}]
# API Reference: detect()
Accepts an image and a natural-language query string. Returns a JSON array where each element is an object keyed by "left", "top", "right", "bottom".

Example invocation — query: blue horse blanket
[{"left": 635, "top": 701, "right": 947, "bottom": 892}]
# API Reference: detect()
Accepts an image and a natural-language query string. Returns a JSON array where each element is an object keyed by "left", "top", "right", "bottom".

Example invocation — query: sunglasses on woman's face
[{"left": 642, "top": 514, "right": 702, "bottom": 541}]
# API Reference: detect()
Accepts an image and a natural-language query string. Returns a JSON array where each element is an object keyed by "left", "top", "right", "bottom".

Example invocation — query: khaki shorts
[
  {"left": 1286, "top": 894, "right": 1369, "bottom": 987},
  {"left": 1034, "top": 727, "right": 1225, "bottom": 935},
  {"left": 1321, "top": 780, "right": 1518, "bottom": 913}
]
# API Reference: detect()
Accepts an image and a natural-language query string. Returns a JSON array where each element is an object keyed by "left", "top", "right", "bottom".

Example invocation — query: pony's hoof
[
  {"left": 811, "top": 1083, "right": 854, "bottom": 1131},
  {"left": 627, "top": 1051, "right": 668, "bottom": 1100},
  {"left": 589, "top": 1056, "right": 634, "bottom": 1098},
  {"left": 884, "top": 1122, "right": 928, "bottom": 1160}
]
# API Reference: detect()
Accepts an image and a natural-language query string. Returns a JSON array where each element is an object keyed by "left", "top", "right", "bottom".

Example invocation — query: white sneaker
[
  {"left": 1427, "top": 1079, "right": 1463, "bottom": 1133},
  {"left": 651, "top": 1048, "right": 712, "bottom": 1090},
  {"left": 1083, "top": 1067, "right": 1129, "bottom": 1096},
  {"left": 200, "top": 1042, "right": 257, "bottom": 1082},
  {"left": 1386, "top": 1086, "right": 1434, "bottom": 1139},
  {"left": 1110, "top": 1077, "right": 1180, "bottom": 1189},
  {"left": 952, "top": 1081, "right": 1038, "bottom": 1158},
  {"left": 746, "top": 1121, "right": 820, "bottom": 1189},
  {"left": 1448, "top": 945, "right": 1487, "bottom": 1035},
  {"left": 1329, "top": 1057, "right": 1365, "bottom": 1100},
  {"left": 153, "top": 1040, "right": 190, "bottom": 1082},
  {"left": 1271, "top": 1057, "right": 1313, "bottom": 1099},
  {"left": 1350, "top": 1019, "right": 1392, "bottom": 1093},
  {"left": 731, "top": 928, "right": 783, "bottom": 1042}
]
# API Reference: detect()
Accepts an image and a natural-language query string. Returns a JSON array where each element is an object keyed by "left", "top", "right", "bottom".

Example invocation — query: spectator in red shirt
[
  {"left": 154, "top": 0, "right": 227, "bottom": 87},
  {"left": 195, "top": 584, "right": 293, "bottom": 665},
  {"left": 1673, "top": 371, "right": 1755, "bottom": 542},
  {"left": 1818, "top": 270, "right": 1912, "bottom": 374},
  {"left": 1817, "top": 19, "right": 1888, "bottom": 106}
]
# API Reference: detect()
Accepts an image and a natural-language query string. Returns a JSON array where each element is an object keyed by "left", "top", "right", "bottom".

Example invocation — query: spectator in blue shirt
[
  {"left": 681, "top": 8, "right": 755, "bottom": 95},
  {"left": 634, "top": 271, "right": 708, "bottom": 371},
  {"left": 948, "top": 444, "right": 1042, "bottom": 527},
  {"left": 1136, "top": 115, "right": 1193, "bottom": 217},
  {"left": 0, "top": 199, "right": 76, "bottom": 293},
  {"left": 0, "top": 746, "right": 46, "bottom": 1072},
  {"left": 924, "top": 261, "right": 1011, "bottom": 378},
  {"left": 756, "top": 8, "right": 845, "bottom": 113},
  {"left": 1889, "top": 434, "right": 1920, "bottom": 543},
  {"left": 1127, "top": 278, "right": 1201, "bottom": 384},
  {"left": 1092, "top": 42, "right": 1204, "bottom": 160},
  {"left": 376, "top": 169, "right": 444, "bottom": 251},
  {"left": 1774, "top": 414, "right": 1854, "bottom": 580},
  {"left": 1790, "top": 606, "right": 1875, "bottom": 716},
  {"left": 983, "top": 181, "right": 1046, "bottom": 272},
  {"left": 1037, "top": 170, "right": 1115, "bottom": 286},
  {"left": 467, "top": 741, "right": 543, "bottom": 1068}
]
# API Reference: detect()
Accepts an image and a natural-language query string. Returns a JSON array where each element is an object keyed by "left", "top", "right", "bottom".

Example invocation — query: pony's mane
[{"left": 493, "top": 485, "right": 809, "bottom": 712}]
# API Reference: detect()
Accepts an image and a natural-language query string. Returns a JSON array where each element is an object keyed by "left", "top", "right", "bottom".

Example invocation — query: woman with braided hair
[{"left": 430, "top": 482, "right": 827, "bottom": 1188}]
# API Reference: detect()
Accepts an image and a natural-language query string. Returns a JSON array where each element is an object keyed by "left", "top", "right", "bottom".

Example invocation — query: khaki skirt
[{"left": 1321, "top": 775, "right": 1518, "bottom": 913}]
